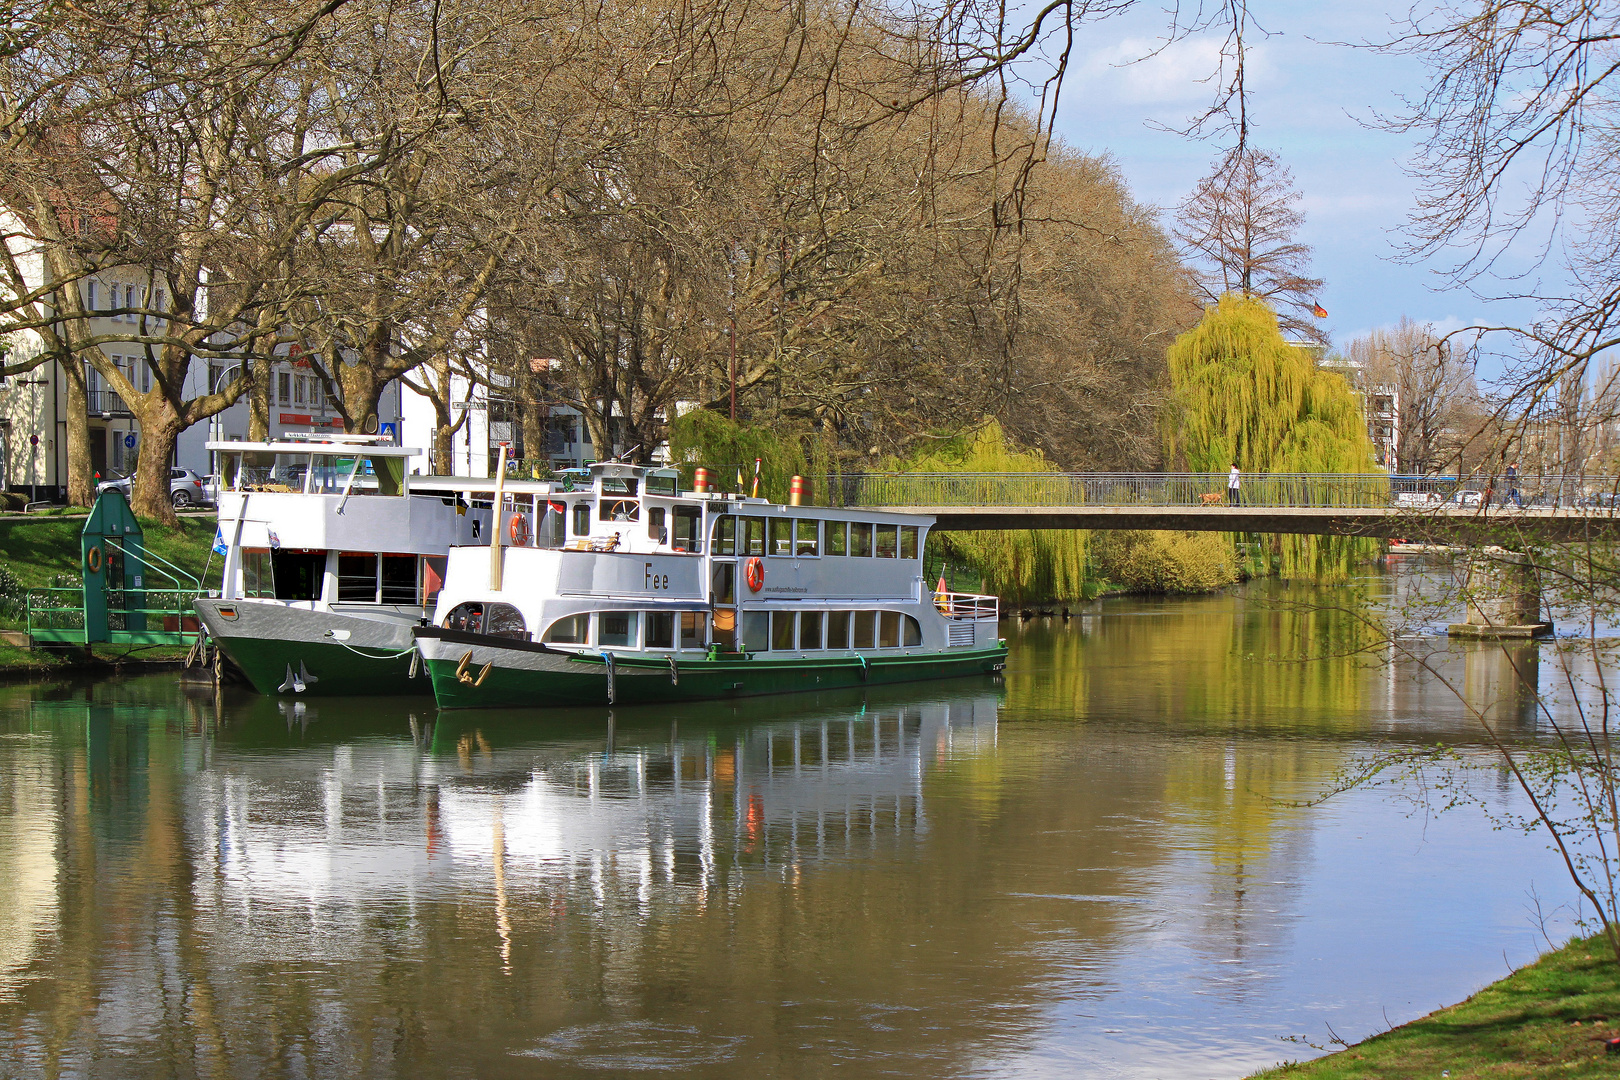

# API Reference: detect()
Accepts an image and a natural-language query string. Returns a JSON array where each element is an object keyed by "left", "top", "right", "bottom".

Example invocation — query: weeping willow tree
[
  {"left": 888, "top": 423, "right": 1089, "bottom": 605},
  {"left": 668, "top": 410, "right": 838, "bottom": 502},
  {"left": 1166, "top": 294, "right": 1380, "bottom": 579}
]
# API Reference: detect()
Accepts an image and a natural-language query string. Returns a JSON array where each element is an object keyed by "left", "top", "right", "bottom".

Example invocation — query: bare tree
[
  {"left": 1344, "top": 317, "right": 1482, "bottom": 474},
  {"left": 1175, "top": 146, "right": 1326, "bottom": 343}
]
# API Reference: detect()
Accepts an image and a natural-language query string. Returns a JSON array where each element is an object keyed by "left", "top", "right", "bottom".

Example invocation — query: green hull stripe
[
  {"left": 214, "top": 635, "right": 424, "bottom": 697},
  {"left": 426, "top": 647, "right": 1007, "bottom": 709}
]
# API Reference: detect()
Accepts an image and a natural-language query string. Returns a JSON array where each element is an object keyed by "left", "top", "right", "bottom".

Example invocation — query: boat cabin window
[
  {"left": 542, "top": 613, "right": 589, "bottom": 644},
  {"left": 826, "top": 521, "right": 847, "bottom": 556},
  {"left": 600, "top": 497, "right": 639, "bottom": 522},
  {"left": 338, "top": 553, "right": 377, "bottom": 602},
  {"left": 901, "top": 526, "right": 919, "bottom": 560},
  {"left": 485, "top": 603, "right": 528, "bottom": 640},
  {"left": 571, "top": 503, "right": 592, "bottom": 537},
  {"left": 799, "top": 610, "right": 823, "bottom": 649},
  {"left": 795, "top": 519, "right": 819, "bottom": 556},
  {"left": 538, "top": 502, "right": 566, "bottom": 548},
  {"left": 878, "top": 610, "right": 900, "bottom": 646},
  {"left": 647, "top": 507, "right": 666, "bottom": 543},
  {"left": 875, "top": 524, "right": 898, "bottom": 558},
  {"left": 241, "top": 550, "right": 274, "bottom": 598},
  {"left": 771, "top": 611, "right": 795, "bottom": 650},
  {"left": 904, "top": 614, "right": 923, "bottom": 646},
  {"left": 852, "top": 610, "right": 876, "bottom": 649},
  {"left": 850, "top": 522, "right": 874, "bottom": 558},
  {"left": 736, "top": 609, "right": 921, "bottom": 652},
  {"left": 443, "top": 601, "right": 486, "bottom": 632},
  {"left": 598, "top": 611, "right": 638, "bottom": 648},
  {"left": 827, "top": 610, "right": 850, "bottom": 648},
  {"left": 768, "top": 518, "right": 792, "bottom": 557},
  {"left": 380, "top": 555, "right": 416, "bottom": 603},
  {"left": 681, "top": 611, "right": 707, "bottom": 649},
  {"left": 712, "top": 515, "right": 736, "bottom": 555},
  {"left": 644, "top": 472, "right": 678, "bottom": 497},
  {"left": 600, "top": 477, "right": 639, "bottom": 497},
  {"left": 673, "top": 507, "right": 702, "bottom": 553},
  {"left": 645, "top": 611, "right": 674, "bottom": 649},
  {"left": 742, "top": 516, "right": 766, "bottom": 556},
  {"left": 741, "top": 610, "right": 769, "bottom": 652},
  {"left": 270, "top": 549, "right": 322, "bottom": 601}
]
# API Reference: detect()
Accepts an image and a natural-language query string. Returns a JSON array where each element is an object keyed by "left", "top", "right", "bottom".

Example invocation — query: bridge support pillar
[{"left": 1448, "top": 552, "right": 1553, "bottom": 639}]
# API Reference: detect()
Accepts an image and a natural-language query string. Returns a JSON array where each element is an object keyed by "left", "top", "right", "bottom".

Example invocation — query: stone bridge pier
[{"left": 1447, "top": 552, "right": 1553, "bottom": 639}]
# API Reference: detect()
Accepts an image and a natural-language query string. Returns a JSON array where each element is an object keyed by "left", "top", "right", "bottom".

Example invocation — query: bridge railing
[{"left": 814, "top": 473, "right": 1620, "bottom": 510}]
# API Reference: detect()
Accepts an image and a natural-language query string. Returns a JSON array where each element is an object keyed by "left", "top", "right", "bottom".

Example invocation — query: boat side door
[{"left": 710, "top": 514, "right": 737, "bottom": 651}]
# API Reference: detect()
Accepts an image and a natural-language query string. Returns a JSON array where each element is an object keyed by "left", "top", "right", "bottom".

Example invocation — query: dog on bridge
[{"left": 1198, "top": 492, "right": 1225, "bottom": 506}]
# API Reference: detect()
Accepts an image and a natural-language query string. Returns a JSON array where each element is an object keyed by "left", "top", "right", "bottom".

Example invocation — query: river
[{"left": 0, "top": 563, "right": 1593, "bottom": 1078}]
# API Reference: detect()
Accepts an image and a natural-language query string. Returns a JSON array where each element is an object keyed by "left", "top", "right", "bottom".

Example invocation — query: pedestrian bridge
[{"left": 822, "top": 472, "right": 1620, "bottom": 542}]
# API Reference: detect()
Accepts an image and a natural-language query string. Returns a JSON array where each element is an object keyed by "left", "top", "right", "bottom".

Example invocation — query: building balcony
[{"left": 87, "top": 389, "right": 131, "bottom": 416}]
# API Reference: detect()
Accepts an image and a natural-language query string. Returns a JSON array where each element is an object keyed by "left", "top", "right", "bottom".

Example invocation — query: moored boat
[
  {"left": 195, "top": 435, "right": 551, "bottom": 696},
  {"left": 413, "top": 460, "right": 1006, "bottom": 709}
]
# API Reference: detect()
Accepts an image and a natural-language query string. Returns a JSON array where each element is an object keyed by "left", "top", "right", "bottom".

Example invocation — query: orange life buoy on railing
[
  {"left": 744, "top": 556, "right": 765, "bottom": 593},
  {"left": 509, "top": 514, "right": 530, "bottom": 546},
  {"left": 85, "top": 546, "right": 103, "bottom": 574}
]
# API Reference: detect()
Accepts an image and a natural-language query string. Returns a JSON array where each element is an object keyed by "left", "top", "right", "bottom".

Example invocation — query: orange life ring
[
  {"left": 85, "top": 545, "right": 103, "bottom": 574},
  {"left": 744, "top": 556, "right": 764, "bottom": 593},
  {"left": 509, "top": 514, "right": 530, "bottom": 546}
]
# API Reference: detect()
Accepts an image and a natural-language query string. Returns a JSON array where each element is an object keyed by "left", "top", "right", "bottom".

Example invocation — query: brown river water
[{"left": 0, "top": 563, "right": 1593, "bottom": 1078}]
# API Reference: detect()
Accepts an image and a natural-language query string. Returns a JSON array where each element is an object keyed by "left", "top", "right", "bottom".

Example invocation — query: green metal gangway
[{"left": 26, "top": 491, "right": 207, "bottom": 647}]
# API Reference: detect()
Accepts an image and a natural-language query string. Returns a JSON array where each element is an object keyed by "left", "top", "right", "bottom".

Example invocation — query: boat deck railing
[{"left": 934, "top": 591, "right": 998, "bottom": 621}]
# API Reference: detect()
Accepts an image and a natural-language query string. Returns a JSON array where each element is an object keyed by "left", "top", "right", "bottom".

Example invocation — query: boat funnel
[
  {"left": 789, "top": 475, "right": 808, "bottom": 506},
  {"left": 694, "top": 467, "right": 711, "bottom": 494}
]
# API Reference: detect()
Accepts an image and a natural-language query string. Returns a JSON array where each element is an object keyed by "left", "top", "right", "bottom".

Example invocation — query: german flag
[{"left": 1311, "top": 301, "right": 1328, "bottom": 318}]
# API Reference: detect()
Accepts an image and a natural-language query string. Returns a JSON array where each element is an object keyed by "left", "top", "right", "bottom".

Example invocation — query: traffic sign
[
  {"left": 28, "top": 434, "right": 38, "bottom": 446},
  {"left": 124, "top": 433, "right": 137, "bottom": 449}
]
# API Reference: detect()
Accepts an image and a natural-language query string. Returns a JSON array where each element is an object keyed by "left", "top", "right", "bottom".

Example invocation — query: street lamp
[{"left": 209, "top": 362, "right": 246, "bottom": 482}]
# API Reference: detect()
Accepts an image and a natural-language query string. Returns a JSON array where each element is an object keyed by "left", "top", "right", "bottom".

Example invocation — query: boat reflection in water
[{"left": 211, "top": 686, "right": 1000, "bottom": 920}]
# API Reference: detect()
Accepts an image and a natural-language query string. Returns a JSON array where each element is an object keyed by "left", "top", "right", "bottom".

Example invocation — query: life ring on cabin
[
  {"left": 744, "top": 556, "right": 765, "bottom": 593},
  {"left": 85, "top": 546, "right": 103, "bottom": 574},
  {"left": 509, "top": 514, "right": 530, "bottom": 546}
]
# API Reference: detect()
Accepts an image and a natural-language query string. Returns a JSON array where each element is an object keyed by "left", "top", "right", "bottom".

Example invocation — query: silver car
[{"left": 97, "top": 466, "right": 211, "bottom": 508}]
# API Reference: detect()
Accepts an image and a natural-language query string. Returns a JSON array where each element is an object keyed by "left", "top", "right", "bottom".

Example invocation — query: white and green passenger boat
[
  {"left": 194, "top": 436, "right": 531, "bottom": 696},
  {"left": 412, "top": 461, "right": 1007, "bottom": 709}
]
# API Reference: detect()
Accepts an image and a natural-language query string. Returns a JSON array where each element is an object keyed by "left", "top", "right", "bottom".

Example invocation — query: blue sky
[{"left": 1048, "top": 2, "right": 1545, "bottom": 359}]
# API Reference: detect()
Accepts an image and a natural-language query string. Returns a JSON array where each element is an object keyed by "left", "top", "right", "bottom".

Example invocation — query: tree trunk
[
  {"left": 60, "top": 353, "right": 94, "bottom": 506},
  {"left": 248, "top": 354, "right": 271, "bottom": 441},
  {"left": 129, "top": 411, "right": 182, "bottom": 524},
  {"left": 434, "top": 421, "right": 454, "bottom": 474}
]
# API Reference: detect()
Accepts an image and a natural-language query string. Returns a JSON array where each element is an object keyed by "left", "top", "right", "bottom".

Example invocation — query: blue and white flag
[{"left": 212, "top": 528, "right": 228, "bottom": 556}]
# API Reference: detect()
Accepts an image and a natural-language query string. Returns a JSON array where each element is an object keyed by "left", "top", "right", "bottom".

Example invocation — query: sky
[{"left": 1046, "top": 2, "right": 1545, "bottom": 360}]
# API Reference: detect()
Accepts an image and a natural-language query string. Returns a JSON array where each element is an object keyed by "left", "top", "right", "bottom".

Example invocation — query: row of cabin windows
[
  {"left": 712, "top": 517, "right": 920, "bottom": 559},
  {"left": 241, "top": 549, "right": 445, "bottom": 606},
  {"left": 526, "top": 608, "right": 923, "bottom": 652}
]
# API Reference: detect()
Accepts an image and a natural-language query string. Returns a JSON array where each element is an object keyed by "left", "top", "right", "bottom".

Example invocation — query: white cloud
[{"left": 1071, "top": 36, "right": 1277, "bottom": 109}]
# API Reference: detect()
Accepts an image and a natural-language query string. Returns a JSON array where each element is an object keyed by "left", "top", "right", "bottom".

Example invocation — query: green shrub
[{"left": 1091, "top": 529, "right": 1237, "bottom": 594}]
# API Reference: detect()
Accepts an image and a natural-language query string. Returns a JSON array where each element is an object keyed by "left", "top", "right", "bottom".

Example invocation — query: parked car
[
  {"left": 97, "top": 467, "right": 211, "bottom": 508},
  {"left": 1448, "top": 489, "right": 1484, "bottom": 508}
]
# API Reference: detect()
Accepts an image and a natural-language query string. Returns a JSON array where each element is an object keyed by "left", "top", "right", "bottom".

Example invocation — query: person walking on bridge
[{"left": 1228, "top": 462, "right": 1242, "bottom": 507}]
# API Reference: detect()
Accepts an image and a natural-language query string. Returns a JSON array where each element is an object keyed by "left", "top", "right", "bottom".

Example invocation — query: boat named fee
[{"left": 414, "top": 460, "right": 1006, "bottom": 708}]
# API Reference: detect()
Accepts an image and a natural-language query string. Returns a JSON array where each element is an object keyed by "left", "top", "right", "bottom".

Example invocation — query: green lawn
[
  {"left": 1255, "top": 934, "right": 1620, "bottom": 1078},
  {"left": 0, "top": 514, "right": 220, "bottom": 590}
]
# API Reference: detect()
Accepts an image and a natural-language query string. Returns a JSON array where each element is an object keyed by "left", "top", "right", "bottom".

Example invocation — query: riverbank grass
[
  {"left": 0, "top": 514, "right": 218, "bottom": 591},
  {"left": 1255, "top": 934, "right": 1620, "bottom": 1078}
]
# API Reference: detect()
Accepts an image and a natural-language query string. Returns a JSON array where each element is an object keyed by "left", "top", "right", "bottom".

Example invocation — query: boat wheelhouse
[
  {"left": 195, "top": 435, "right": 544, "bottom": 696},
  {"left": 413, "top": 460, "right": 1006, "bottom": 708}
]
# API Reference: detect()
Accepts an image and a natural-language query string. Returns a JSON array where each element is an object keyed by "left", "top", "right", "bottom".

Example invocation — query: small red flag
[{"left": 1311, "top": 301, "right": 1328, "bottom": 318}]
